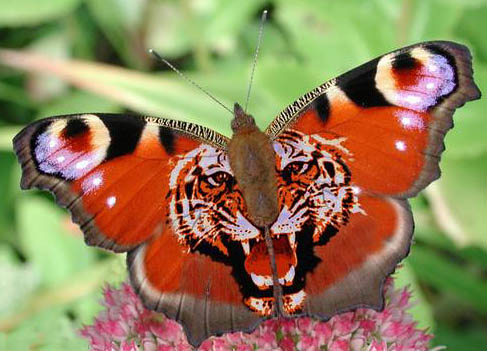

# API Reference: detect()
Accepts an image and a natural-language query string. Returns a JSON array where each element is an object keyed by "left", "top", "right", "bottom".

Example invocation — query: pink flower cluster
[{"left": 80, "top": 279, "right": 440, "bottom": 351}]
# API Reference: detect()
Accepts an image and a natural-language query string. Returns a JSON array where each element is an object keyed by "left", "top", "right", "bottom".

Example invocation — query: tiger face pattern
[{"left": 167, "top": 130, "right": 362, "bottom": 315}]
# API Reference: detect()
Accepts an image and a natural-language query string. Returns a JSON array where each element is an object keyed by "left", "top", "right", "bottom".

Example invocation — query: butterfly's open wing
[
  {"left": 13, "top": 114, "right": 263, "bottom": 345},
  {"left": 265, "top": 41, "right": 480, "bottom": 317}
]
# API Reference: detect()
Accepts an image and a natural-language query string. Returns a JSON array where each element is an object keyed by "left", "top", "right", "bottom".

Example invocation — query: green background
[{"left": 0, "top": 0, "right": 485, "bottom": 350}]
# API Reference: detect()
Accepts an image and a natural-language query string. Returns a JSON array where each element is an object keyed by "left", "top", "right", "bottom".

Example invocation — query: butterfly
[{"left": 13, "top": 41, "right": 480, "bottom": 346}]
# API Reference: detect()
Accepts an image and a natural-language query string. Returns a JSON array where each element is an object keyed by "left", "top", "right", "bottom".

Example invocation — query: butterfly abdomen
[{"left": 228, "top": 104, "right": 279, "bottom": 227}]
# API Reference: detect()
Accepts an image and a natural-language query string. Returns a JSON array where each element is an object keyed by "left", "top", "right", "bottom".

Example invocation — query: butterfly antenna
[
  {"left": 149, "top": 49, "right": 233, "bottom": 115},
  {"left": 244, "top": 10, "right": 268, "bottom": 113}
]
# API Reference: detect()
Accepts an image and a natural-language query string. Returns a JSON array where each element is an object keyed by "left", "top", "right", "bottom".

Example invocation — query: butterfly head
[{"left": 231, "top": 103, "right": 257, "bottom": 133}]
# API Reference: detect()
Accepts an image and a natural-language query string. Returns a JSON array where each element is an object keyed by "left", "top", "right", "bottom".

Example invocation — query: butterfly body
[
  {"left": 13, "top": 41, "right": 480, "bottom": 346},
  {"left": 228, "top": 103, "right": 279, "bottom": 228}
]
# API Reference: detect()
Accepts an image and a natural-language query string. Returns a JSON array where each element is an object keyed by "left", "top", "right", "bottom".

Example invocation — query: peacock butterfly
[{"left": 13, "top": 41, "right": 480, "bottom": 346}]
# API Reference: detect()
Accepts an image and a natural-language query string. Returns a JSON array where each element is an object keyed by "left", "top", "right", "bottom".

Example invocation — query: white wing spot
[
  {"left": 106, "top": 196, "right": 117, "bottom": 208},
  {"left": 75, "top": 160, "right": 89, "bottom": 169},
  {"left": 395, "top": 140, "right": 407, "bottom": 151},
  {"left": 401, "top": 117, "right": 411, "bottom": 127},
  {"left": 405, "top": 95, "right": 421, "bottom": 104},
  {"left": 92, "top": 177, "right": 102, "bottom": 186}
]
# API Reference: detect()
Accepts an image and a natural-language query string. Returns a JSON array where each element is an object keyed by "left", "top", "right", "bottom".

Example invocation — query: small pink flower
[
  {"left": 279, "top": 336, "right": 296, "bottom": 351},
  {"left": 359, "top": 319, "right": 376, "bottom": 334},
  {"left": 369, "top": 340, "right": 387, "bottom": 351},
  {"left": 297, "top": 334, "right": 318, "bottom": 350},
  {"left": 80, "top": 279, "right": 441, "bottom": 350}
]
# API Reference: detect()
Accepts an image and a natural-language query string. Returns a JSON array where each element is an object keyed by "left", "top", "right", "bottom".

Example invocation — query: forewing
[
  {"left": 268, "top": 41, "right": 480, "bottom": 197},
  {"left": 13, "top": 113, "right": 262, "bottom": 345},
  {"left": 266, "top": 41, "right": 480, "bottom": 317},
  {"left": 14, "top": 113, "right": 228, "bottom": 251}
]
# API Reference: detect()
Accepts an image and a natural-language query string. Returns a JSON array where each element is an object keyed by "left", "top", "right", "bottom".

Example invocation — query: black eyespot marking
[
  {"left": 336, "top": 58, "right": 391, "bottom": 108},
  {"left": 159, "top": 127, "right": 175, "bottom": 155},
  {"left": 64, "top": 119, "right": 89, "bottom": 138},
  {"left": 392, "top": 52, "right": 418, "bottom": 70},
  {"left": 98, "top": 114, "right": 144, "bottom": 160},
  {"left": 314, "top": 94, "right": 330, "bottom": 123}
]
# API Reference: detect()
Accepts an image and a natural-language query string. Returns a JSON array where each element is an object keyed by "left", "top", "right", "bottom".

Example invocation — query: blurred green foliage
[{"left": 0, "top": 0, "right": 485, "bottom": 350}]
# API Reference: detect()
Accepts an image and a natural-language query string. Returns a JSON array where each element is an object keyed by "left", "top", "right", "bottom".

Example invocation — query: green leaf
[
  {"left": 250, "top": 59, "right": 334, "bottom": 126},
  {"left": 145, "top": 1, "right": 194, "bottom": 59},
  {"left": 37, "top": 90, "right": 122, "bottom": 118},
  {"left": 458, "top": 246, "right": 487, "bottom": 269},
  {"left": 70, "top": 255, "right": 126, "bottom": 324},
  {"left": 407, "top": 245, "right": 487, "bottom": 313},
  {"left": 436, "top": 0, "right": 487, "bottom": 8},
  {"left": 454, "top": 5, "right": 487, "bottom": 62},
  {"left": 0, "top": 81, "right": 34, "bottom": 108},
  {"left": 412, "top": 214, "right": 487, "bottom": 269},
  {"left": 3, "top": 307, "right": 87, "bottom": 351},
  {"left": 203, "top": 0, "right": 264, "bottom": 46},
  {"left": 410, "top": 0, "right": 463, "bottom": 41},
  {"left": 427, "top": 154, "right": 487, "bottom": 249},
  {"left": 0, "top": 49, "right": 242, "bottom": 136},
  {"left": 0, "top": 152, "right": 16, "bottom": 235},
  {"left": 16, "top": 196, "right": 97, "bottom": 287},
  {"left": 407, "top": 0, "right": 487, "bottom": 44},
  {"left": 276, "top": 0, "right": 393, "bottom": 73},
  {"left": 69, "top": 291, "right": 102, "bottom": 325},
  {"left": 0, "top": 0, "right": 81, "bottom": 27},
  {"left": 85, "top": 0, "right": 147, "bottom": 68},
  {"left": 0, "top": 256, "right": 119, "bottom": 332},
  {"left": 26, "top": 31, "right": 71, "bottom": 101},
  {"left": 0, "top": 246, "right": 40, "bottom": 316},
  {"left": 0, "top": 128, "right": 18, "bottom": 151},
  {"left": 434, "top": 322, "right": 487, "bottom": 351},
  {"left": 146, "top": 0, "right": 263, "bottom": 61},
  {"left": 442, "top": 64, "right": 486, "bottom": 159},
  {"left": 393, "top": 263, "right": 434, "bottom": 329}
]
